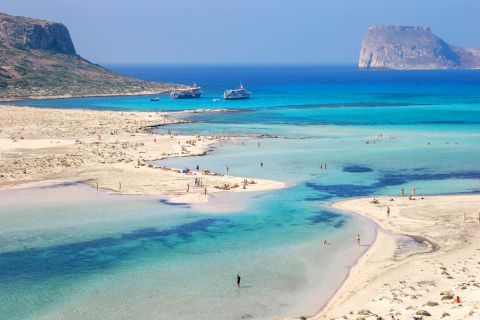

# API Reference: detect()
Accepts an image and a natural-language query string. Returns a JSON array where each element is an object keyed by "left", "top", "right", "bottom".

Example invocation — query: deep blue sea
[{"left": 2, "top": 65, "right": 480, "bottom": 320}]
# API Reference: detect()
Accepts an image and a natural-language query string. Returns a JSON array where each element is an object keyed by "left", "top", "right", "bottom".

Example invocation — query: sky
[{"left": 1, "top": 0, "right": 479, "bottom": 65}]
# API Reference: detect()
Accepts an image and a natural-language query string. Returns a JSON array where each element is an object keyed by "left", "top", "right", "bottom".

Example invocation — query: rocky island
[
  {"left": 359, "top": 25, "right": 480, "bottom": 70},
  {"left": 0, "top": 12, "right": 175, "bottom": 100}
]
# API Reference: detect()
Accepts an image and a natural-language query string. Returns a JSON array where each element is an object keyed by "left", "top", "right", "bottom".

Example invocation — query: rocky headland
[
  {"left": 359, "top": 25, "right": 480, "bottom": 70},
  {"left": 0, "top": 12, "right": 176, "bottom": 99}
]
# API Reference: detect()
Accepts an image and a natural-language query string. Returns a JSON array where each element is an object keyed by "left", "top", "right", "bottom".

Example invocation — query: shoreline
[
  {"left": 309, "top": 195, "right": 480, "bottom": 320},
  {"left": 0, "top": 88, "right": 182, "bottom": 102},
  {"left": 0, "top": 105, "right": 286, "bottom": 203}
]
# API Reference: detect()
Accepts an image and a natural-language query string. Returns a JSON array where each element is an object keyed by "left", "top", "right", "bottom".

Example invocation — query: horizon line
[{"left": 100, "top": 62, "right": 359, "bottom": 67}]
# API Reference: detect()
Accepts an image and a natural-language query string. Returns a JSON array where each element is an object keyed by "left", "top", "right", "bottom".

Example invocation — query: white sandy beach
[
  {"left": 0, "top": 105, "right": 285, "bottom": 202},
  {"left": 307, "top": 195, "right": 480, "bottom": 320}
]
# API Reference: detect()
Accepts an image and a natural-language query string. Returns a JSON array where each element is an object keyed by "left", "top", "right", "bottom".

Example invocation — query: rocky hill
[
  {"left": 358, "top": 25, "right": 480, "bottom": 69},
  {"left": 0, "top": 12, "right": 175, "bottom": 99}
]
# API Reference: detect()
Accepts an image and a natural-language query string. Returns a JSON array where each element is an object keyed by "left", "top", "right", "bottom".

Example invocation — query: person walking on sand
[
  {"left": 356, "top": 233, "right": 361, "bottom": 246},
  {"left": 478, "top": 212, "right": 480, "bottom": 222},
  {"left": 187, "top": 184, "right": 190, "bottom": 192},
  {"left": 387, "top": 206, "right": 391, "bottom": 217},
  {"left": 236, "top": 274, "right": 241, "bottom": 288},
  {"left": 204, "top": 187, "right": 207, "bottom": 195},
  {"left": 463, "top": 212, "right": 467, "bottom": 222}
]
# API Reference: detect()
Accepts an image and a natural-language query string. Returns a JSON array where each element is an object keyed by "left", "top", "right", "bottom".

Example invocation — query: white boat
[
  {"left": 170, "top": 84, "right": 202, "bottom": 99},
  {"left": 224, "top": 83, "right": 251, "bottom": 100}
]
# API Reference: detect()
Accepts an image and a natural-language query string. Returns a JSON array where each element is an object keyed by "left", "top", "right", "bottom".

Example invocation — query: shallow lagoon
[{"left": 2, "top": 66, "right": 480, "bottom": 320}]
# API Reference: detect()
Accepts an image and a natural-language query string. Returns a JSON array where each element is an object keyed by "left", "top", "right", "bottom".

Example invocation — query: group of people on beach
[
  {"left": 400, "top": 187, "right": 416, "bottom": 198},
  {"left": 194, "top": 177, "right": 203, "bottom": 187}
]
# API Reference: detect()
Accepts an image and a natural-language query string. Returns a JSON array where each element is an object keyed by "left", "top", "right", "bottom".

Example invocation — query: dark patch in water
[
  {"left": 304, "top": 195, "right": 332, "bottom": 201},
  {"left": 342, "top": 165, "right": 373, "bottom": 173},
  {"left": 0, "top": 217, "right": 227, "bottom": 280},
  {"left": 39, "top": 181, "right": 85, "bottom": 189},
  {"left": 333, "top": 220, "right": 346, "bottom": 229},
  {"left": 307, "top": 210, "right": 345, "bottom": 228},
  {"left": 158, "top": 199, "right": 190, "bottom": 208},
  {"left": 306, "top": 170, "right": 480, "bottom": 198}
]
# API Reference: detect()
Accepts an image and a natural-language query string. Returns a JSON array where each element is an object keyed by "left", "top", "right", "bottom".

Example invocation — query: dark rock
[
  {"left": 416, "top": 310, "right": 432, "bottom": 316},
  {"left": 357, "top": 310, "right": 373, "bottom": 316}
]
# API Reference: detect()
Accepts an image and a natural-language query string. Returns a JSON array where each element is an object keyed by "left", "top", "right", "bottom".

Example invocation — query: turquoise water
[{"left": 2, "top": 65, "right": 480, "bottom": 320}]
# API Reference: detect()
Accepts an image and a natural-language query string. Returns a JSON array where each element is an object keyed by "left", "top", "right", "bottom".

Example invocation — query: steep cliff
[
  {"left": 0, "top": 12, "right": 174, "bottom": 99},
  {"left": 358, "top": 25, "right": 480, "bottom": 70},
  {"left": 0, "top": 12, "right": 76, "bottom": 54}
]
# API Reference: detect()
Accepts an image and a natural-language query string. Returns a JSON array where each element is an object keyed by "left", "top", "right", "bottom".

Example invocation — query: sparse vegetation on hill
[{"left": 0, "top": 12, "right": 175, "bottom": 99}]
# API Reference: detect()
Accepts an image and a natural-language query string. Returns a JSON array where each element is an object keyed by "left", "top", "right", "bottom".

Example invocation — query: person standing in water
[
  {"left": 237, "top": 274, "right": 241, "bottom": 288},
  {"left": 401, "top": 188, "right": 404, "bottom": 197},
  {"left": 356, "top": 233, "right": 361, "bottom": 246}
]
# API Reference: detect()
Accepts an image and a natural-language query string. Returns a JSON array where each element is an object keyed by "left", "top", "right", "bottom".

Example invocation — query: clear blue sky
[{"left": 1, "top": 0, "right": 479, "bottom": 64}]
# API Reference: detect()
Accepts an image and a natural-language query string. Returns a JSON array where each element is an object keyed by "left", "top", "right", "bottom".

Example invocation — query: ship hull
[
  {"left": 171, "top": 93, "right": 201, "bottom": 99},
  {"left": 224, "top": 95, "right": 250, "bottom": 100}
]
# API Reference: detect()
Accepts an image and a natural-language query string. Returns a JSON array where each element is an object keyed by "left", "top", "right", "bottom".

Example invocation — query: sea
[{"left": 1, "top": 65, "right": 480, "bottom": 320}]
